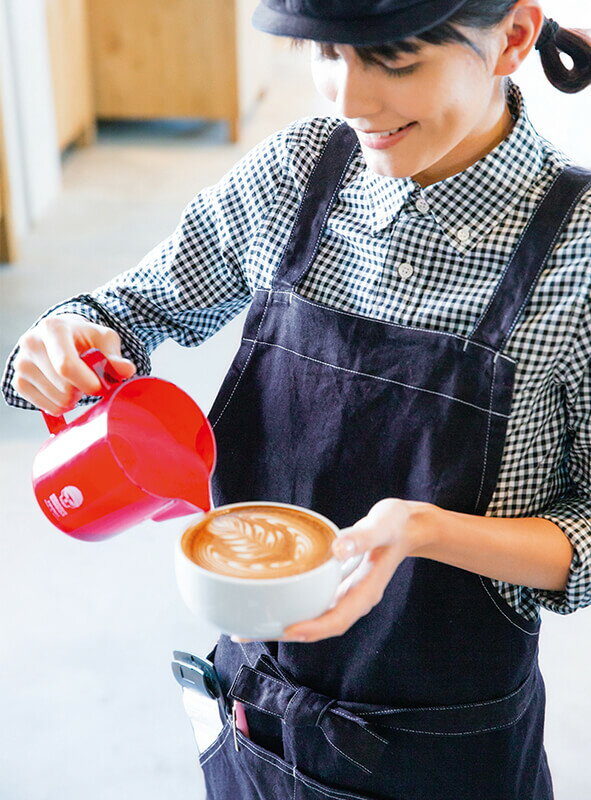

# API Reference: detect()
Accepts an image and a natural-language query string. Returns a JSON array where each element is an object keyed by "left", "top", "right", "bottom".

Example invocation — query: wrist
[{"left": 406, "top": 501, "right": 444, "bottom": 557}]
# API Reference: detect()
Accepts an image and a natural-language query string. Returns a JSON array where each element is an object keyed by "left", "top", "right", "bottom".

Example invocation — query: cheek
[
  {"left": 310, "top": 62, "right": 337, "bottom": 103},
  {"left": 404, "top": 70, "right": 485, "bottom": 135}
]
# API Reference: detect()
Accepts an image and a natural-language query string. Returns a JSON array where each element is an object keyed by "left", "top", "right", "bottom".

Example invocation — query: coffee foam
[{"left": 183, "top": 505, "right": 335, "bottom": 579}]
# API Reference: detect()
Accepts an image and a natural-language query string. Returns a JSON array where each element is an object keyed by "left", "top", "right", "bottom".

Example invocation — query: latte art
[{"left": 182, "top": 505, "right": 336, "bottom": 579}]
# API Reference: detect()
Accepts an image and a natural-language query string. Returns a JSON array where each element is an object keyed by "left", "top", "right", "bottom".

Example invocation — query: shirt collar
[{"left": 364, "top": 82, "right": 546, "bottom": 249}]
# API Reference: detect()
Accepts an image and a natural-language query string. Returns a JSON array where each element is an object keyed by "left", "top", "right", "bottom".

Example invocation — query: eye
[{"left": 379, "top": 63, "right": 419, "bottom": 77}]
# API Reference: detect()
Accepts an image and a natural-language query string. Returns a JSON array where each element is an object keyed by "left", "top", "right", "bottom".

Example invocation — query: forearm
[{"left": 415, "top": 505, "right": 574, "bottom": 591}]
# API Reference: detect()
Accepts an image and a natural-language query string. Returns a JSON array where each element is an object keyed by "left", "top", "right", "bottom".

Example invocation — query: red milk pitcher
[{"left": 32, "top": 349, "right": 216, "bottom": 541}]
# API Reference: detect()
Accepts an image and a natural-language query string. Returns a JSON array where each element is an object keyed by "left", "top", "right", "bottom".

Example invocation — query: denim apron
[{"left": 196, "top": 123, "right": 591, "bottom": 799}]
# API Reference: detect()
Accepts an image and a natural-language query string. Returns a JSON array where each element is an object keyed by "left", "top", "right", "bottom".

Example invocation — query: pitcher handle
[{"left": 41, "top": 348, "right": 125, "bottom": 435}]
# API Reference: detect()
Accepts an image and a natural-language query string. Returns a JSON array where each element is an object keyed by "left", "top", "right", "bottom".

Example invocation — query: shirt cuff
[
  {"left": 531, "top": 497, "right": 591, "bottom": 614},
  {"left": 1, "top": 295, "right": 151, "bottom": 410}
]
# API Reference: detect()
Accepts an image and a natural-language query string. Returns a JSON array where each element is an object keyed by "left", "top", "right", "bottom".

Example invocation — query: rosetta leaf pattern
[{"left": 209, "top": 514, "right": 300, "bottom": 564}]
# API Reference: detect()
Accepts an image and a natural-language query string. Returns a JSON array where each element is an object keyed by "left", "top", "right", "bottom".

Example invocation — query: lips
[
  {"left": 355, "top": 122, "right": 418, "bottom": 150},
  {"left": 358, "top": 122, "right": 415, "bottom": 140}
]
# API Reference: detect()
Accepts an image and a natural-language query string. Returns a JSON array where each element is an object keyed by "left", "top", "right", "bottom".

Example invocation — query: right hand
[{"left": 12, "top": 314, "right": 137, "bottom": 415}]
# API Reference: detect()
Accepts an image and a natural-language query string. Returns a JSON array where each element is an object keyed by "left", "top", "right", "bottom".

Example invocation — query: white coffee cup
[{"left": 175, "top": 501, "right": 362, "bottom": 639}]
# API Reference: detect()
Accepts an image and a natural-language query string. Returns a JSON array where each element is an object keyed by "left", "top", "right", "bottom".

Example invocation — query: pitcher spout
[{"left": 151, "top": 497, "right": 210, "bottom": 523}]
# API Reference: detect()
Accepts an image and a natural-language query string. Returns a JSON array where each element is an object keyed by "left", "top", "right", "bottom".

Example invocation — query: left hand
[{"left": 232, "top": 498, "right": 436, "bottom": 644}]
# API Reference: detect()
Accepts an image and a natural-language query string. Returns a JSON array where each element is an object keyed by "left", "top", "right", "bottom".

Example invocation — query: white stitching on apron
[
  {"left": 264, "top": 289, "right": 516, "bottom": 363},
  {"left": 371, "top": 700, "right": 532, "bottom": 737},
  {"left": 211, "top": 289, "right": 272, "bottom": 429},
  {"left": 474, "top": 356, "right": 497, "bottom": 511},
  {"left": 199, "top": 722, "right": 232, "bottom": 766},
  {"left": 478, "top": 576, "right": 540, "bottom": 636},
  {"left": 318, "top": 727, "right": 372, "bottom": 775},
  {"left": 242, "top": 338, "right": 510, "bottom": 419}
]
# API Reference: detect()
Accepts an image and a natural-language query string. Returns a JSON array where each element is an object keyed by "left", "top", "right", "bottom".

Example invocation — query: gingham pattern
[{"left": 3, "top": 84, "right": 591, "bottom": 621}]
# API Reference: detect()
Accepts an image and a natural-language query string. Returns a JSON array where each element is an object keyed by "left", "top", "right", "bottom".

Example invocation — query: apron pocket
[
  {"left": 202, "top": 727, "right": 296, "bottom": 800},
  {"left": 235, "top": 731, "right": 380, "bottom": 800},
  {"left": 293, "top": 768, "right": 383, "bottom": 800},
  {"left": 198, "top": 719, "right": 232, "bottom": 767}
]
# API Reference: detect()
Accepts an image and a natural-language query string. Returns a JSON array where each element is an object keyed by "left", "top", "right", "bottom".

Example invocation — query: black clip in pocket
[{"left": 171, "top": 650, "right": 222, "bottom": 700}]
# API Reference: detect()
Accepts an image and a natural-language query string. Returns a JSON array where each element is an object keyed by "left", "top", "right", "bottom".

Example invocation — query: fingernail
[{"left": 333, "top": 538, "right": 356, "bottom": 560}]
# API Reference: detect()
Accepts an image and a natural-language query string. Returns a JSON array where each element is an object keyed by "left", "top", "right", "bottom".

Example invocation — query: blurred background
[{"left": 0, "top": 1, "right": 589, "bottom": 798}]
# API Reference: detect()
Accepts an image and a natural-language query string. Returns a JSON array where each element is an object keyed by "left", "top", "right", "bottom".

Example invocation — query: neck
[{"left": 413, "top": 85, "right": 515, "bottom": 188}]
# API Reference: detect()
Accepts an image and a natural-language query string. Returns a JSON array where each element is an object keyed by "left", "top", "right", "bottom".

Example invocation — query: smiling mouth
[{"left": 359, "top": 122, "right": 416, "bottom": 140}]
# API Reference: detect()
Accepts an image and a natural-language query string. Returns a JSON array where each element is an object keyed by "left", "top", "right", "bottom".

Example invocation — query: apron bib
[{"left": 197, "top": 124, "right": 591, "bottom": 799}]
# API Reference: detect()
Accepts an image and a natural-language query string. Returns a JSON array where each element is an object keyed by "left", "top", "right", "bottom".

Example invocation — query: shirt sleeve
[
  {"left": 1, "top": 122, "right": 302, "bottom": 410},
  {"left": 532, "top": 239, "right": 591, "bottom": 614}
]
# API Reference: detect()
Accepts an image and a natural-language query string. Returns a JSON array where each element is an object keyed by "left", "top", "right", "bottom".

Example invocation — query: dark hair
[{"left": 314, "top": 1, "right": 591, "bottom": 94}]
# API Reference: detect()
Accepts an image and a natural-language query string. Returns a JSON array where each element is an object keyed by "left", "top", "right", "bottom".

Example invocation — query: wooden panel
[
  {"left": 46, "top": 0, "right": 95, "bottom": 150},
  {"left": 86, "top": 0, "right": 239, "bottom": 122}
]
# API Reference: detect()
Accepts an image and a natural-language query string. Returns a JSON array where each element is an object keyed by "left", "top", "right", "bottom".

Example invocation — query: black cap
[{"left": 252, "top": 0, "right": 469, "bottom": 46}]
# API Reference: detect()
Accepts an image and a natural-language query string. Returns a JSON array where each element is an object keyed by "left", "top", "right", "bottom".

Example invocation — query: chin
[
  {"left": 365, "top": 160, "right": 413, "bottom": 179},
  {"left": 361, "top": 149, "right": 415, "bottom": 180}
]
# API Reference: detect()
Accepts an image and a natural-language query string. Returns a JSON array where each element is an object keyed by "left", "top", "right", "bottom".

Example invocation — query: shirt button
[
  {"left": 416, "top": 198, "right": 429, "bottom": 214},
  {"left": 457, "top": 226, "right": 471, "bottom": 243},
  {"left": 397, "top": 262, "right": 414, "bottom": 279}
]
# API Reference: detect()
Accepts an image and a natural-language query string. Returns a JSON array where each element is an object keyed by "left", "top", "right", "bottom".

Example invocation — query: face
[{"left": 310, "top": 35, "right": 509, "bottom": 185}]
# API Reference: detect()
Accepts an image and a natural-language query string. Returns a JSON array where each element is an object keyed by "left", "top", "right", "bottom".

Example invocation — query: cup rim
[{"left": 177, "top": 501, "right": 340, "bottom": 585}]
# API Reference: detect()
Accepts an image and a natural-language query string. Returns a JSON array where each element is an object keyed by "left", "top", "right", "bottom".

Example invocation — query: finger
[
  {"left": 103, "top": 353, "right": 137, "bottom": 379},
  {"left": 44, "top": 329, "right": 106, "bottom": 395},
  {"left": 13, "top": 350, "right": 81, "bottom": 411},
  {"left": 332, "top": 499, "right": 408, "bottom": 561},
  {"left": 21, "top": 360, "right": 82, "bottom": 411},
  {"left": 86, "top": 326, "right": 137, "bottom": 378},
  {"left": 284, "top": 547, "right": 400, "bottom": 642},
  {"left": 333, "top": 519, "right": 393, "bottom": 561},
  {"left": 33, "top": 344, "right": 84, "bottom": 399},
  {"left": 12, "top": 378, "right": 68, "bottom": 416}
]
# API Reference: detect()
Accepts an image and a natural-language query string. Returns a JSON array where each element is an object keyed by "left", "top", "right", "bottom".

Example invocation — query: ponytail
[{"left": 535, "top": 17, "right": 591, "bottom": 94}]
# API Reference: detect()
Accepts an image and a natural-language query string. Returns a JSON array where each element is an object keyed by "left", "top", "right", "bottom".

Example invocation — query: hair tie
[{"left": 535, "top": 18, "right": 560, "bottom": 51}]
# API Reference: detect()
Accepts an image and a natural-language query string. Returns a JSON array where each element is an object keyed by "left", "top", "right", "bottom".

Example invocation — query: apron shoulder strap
[
  {"left": 470, "top": 166, "right": 591, "bottom": 352},
  {"left": 272, "top": 121, "right": 359, "bottom": 292}
]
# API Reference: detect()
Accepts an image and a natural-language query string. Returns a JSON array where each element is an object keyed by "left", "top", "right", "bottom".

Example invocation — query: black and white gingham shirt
[{"left": 3, "top": 83, "right": 591, "bottom": 622}]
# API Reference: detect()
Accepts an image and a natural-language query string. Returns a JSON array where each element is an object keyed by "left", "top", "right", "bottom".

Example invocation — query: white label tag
[{"left": 181, "top": 687, "right": 224, "bottom": 754}]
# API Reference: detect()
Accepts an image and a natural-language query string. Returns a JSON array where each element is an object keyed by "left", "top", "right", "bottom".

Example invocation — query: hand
[
  {"left": 12, "top": 313, "right": 136, "bottom": 415},
  {"left": 232, "top": 498, "right": 437, "bottom": 645},
  {"left": 282, "top": 499, "right": 436, "bottom": 642}
]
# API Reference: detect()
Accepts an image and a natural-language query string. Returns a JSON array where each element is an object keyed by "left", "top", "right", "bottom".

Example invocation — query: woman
[{"left": 3, "top": 1, "right": 591, "bottom": 797}]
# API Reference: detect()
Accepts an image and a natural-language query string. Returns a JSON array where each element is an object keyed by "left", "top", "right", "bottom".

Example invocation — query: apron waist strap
[{"left": 229, "top": 654, "right": 538, "bottom": 771}]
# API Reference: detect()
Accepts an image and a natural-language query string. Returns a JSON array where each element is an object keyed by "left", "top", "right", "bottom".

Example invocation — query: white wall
[{"left": 0, "top": 0, "right": 60, "bottom": 237}]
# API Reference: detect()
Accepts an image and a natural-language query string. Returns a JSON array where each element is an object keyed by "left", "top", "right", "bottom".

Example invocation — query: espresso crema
[{"left": 182, "top": 505, "right": 336, "bottom": 579}]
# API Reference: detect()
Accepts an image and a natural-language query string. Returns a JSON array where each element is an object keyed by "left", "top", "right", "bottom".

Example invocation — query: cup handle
[{"left": 41, "top": 348, "right": 125, "bottom": 435}]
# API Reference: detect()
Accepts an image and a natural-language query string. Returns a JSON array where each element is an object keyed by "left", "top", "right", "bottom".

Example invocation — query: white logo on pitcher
[{"left": 59, "top": 486, "right": 84, "bottom": 509}]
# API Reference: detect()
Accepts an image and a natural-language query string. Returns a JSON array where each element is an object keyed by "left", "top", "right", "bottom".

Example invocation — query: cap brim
[{"left": 252, "top": 1, "right": 469, "bottom": 46}]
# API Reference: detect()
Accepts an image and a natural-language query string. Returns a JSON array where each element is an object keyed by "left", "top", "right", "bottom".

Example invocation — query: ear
[{"left": 494, "top": 0, "right": 545, "bottom": 77}]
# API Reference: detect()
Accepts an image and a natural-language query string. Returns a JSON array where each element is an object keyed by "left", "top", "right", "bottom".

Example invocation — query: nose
[{"left": 334, "top": 60, "right": 383, "bottom": 121}]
